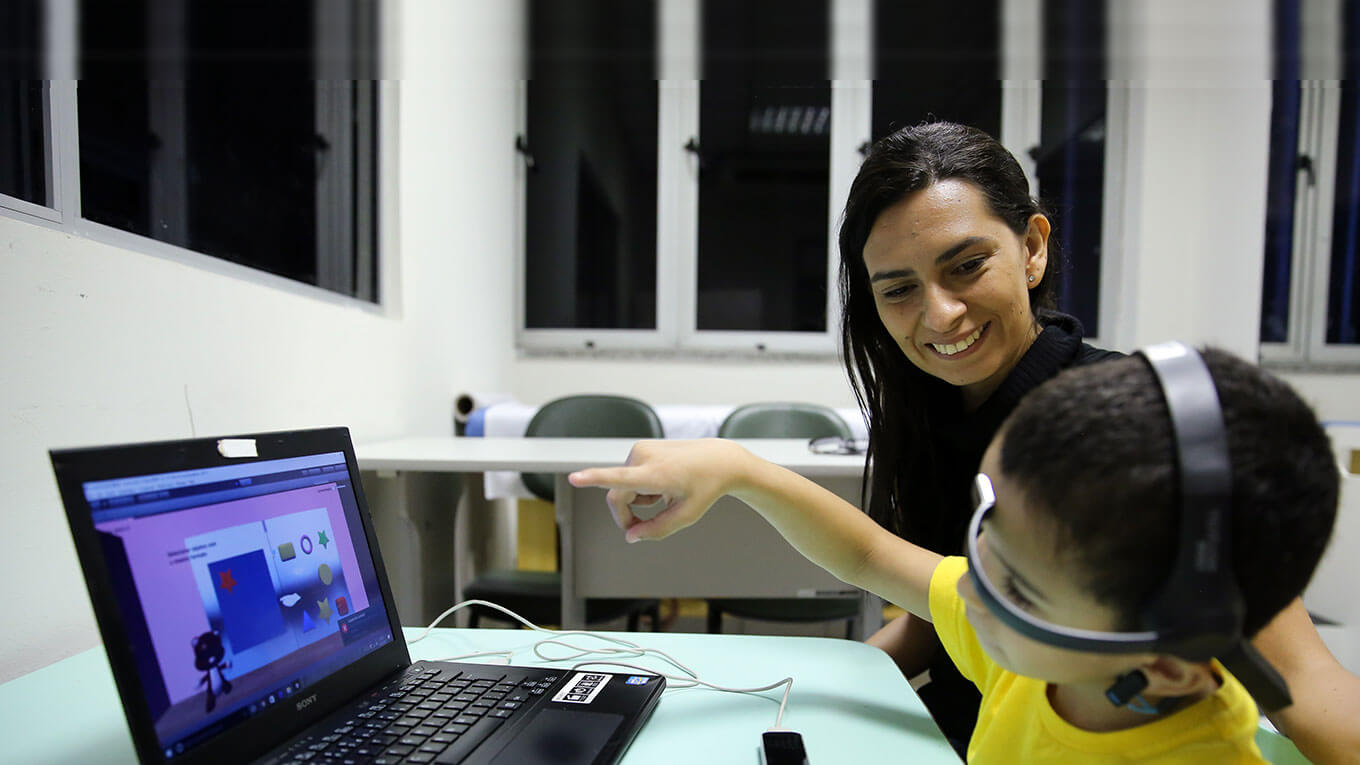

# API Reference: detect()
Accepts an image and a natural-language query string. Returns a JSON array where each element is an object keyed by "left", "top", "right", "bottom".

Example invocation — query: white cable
[
  {"left": 429, "top": 650, "right": 515, "bottom": 665},
  {"left": 409, "top": 598, "right": 546, "bottom": 643},
  {"left": 534, "top": 634, "right": 697, "bottom": 678},
  {"left": 409, "top": 598, "right": 797, "bottom": 730}
]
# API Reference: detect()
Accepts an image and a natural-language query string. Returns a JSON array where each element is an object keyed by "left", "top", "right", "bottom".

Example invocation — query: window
[
  {"left": 0, "top": 1, "right": 51, "bottom": 215},
  {"left": 0, "top": 80, "right": 49, "bottom": 210},
  {"left": 1260, "top": 0, "right": 1360, "bottom": 366},
  {"left": 518, "top": 0, "right": 1116, "bottom": 353},
  {"left": 522, "top": 0, "right": 658, "bottom": 333},
  {"left": 1034, "top": 0, "right": 1107, "bottom": 338},
  {"left": 1, "top": 0, "right": 382, "bottom": 303},
  {"left": 696, "top": 1, "right": 830, "bottom": 335},
  {"left": 872, "top": 0, "right": 1003, "bottom": 140}
]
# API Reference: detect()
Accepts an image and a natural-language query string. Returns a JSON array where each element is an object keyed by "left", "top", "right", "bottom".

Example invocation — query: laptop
[{"left": 50, "top": 427, "right": 664, "bottom": 765}]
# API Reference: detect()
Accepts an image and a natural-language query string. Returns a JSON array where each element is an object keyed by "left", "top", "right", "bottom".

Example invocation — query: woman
[
  {"left": 578, "top": 122, "right": 1360, "bottom": 763},
  {"left": 838, "top": 121, "right": 1121, "bottom": 751}
]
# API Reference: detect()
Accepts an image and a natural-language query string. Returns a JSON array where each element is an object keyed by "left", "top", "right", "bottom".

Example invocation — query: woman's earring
[{"left": 1027, "top": 274, "right": 1036, "bottom": 283}]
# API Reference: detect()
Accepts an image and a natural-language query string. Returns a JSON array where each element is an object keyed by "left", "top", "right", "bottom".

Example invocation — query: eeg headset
[{"left": 964, "top": 341, "right": 1293, "bottom": 712}]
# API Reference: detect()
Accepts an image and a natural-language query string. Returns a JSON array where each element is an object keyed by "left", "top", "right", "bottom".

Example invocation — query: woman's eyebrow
[{"left": 869, "top": 235, "right": 990, "bottom": 282}]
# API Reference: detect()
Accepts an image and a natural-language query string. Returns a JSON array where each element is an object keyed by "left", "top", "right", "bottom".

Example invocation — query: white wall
[
  {"left": 0, "top": 0, "right": 524, "bottom": 683},
  {"left": 1105, "top": 0, "right": 1273, "bottom": 358}
]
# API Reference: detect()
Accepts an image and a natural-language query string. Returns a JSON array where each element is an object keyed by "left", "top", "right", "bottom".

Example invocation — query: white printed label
[{"left": 551, "top": 672, "right": 611, "bottom": 705}]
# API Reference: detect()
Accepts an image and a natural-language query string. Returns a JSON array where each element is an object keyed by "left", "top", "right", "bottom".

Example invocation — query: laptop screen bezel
[{"left": 50, "top": 427, "right": 413, "bottom": 765}]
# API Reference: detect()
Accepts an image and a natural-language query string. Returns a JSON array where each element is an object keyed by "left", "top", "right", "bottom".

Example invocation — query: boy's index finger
[{"left": 568, "top": 466, "right": 639, "bottom": 489}]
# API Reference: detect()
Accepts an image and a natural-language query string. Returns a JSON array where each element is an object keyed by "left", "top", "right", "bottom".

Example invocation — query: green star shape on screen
[{"left": 318, "top": 529, "right": 330, "bottom": 549}]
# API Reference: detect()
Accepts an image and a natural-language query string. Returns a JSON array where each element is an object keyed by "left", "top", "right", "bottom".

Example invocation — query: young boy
[{"left": 568, "top": 346, "right": 1339, "bottom": 762}]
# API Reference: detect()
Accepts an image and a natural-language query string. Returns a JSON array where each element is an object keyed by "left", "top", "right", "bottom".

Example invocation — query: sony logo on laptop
[{"left": 296, "top": 694, "right": 318, "bottom": 712}]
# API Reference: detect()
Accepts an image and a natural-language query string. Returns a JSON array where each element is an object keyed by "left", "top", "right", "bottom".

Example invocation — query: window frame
[
  {"left": 0, "top": 3, "right": 392, "bottom": 310},
  {"left": 678, "top": 0, "right": 840, "bottom": 354},
  {"left": 0, "top": 80, "right": 63, "bottom": 224},
  {"left": 1260, "top": 0, "right": 1360, "bottom": 369},
  {"left": 516, "top": 0, "right": 1120, "bottom": 356}
]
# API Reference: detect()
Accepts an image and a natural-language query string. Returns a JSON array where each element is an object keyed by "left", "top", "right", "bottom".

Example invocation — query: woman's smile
[{"left": 927, "top": 322, "right": 989, "bottom": 359}]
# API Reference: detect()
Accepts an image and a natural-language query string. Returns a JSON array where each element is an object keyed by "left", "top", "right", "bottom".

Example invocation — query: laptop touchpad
[{"left": 489, "top": 708, "right": 623, "bottom": 765}]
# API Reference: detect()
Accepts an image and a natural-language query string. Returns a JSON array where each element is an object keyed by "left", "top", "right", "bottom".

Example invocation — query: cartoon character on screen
[{"left": 192, "top": 629, "right": 233, "bottom": 713}]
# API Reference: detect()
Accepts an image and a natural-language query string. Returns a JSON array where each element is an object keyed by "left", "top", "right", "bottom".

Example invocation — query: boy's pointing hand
[{"left": 568, "top": 438, "right": 746, "bottom": 543}]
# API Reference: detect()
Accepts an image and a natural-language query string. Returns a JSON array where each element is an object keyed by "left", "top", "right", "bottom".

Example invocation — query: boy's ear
[{"left": 1137, "top": 656, "right": 1220, "bottom": 699}]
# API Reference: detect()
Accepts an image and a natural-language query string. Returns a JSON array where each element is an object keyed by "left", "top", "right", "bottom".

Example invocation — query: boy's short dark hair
[{"left": 998, "top": 347, "right": 1339, "bottom": 638}]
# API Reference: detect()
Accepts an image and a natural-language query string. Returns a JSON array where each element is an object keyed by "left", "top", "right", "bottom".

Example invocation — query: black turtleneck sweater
[{"left": 914, "top": 311, "right": 1124, "bottom": 556}]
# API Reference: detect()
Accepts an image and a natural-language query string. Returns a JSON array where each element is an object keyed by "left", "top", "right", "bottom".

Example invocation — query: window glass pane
[
  {"left": 1327, "top": 75, "right": 1360, "bottom": 345},
  {"left": 0, "top": 81, "right": 48, "bottom": 207},
  {"left": 1261, "top": 1, "right": 1301, "bottom": 344},
  {"left": 1262, "top": 83, "right": 1301, "bottom": 344},
  {"left": 524, "top": 0, "right": 658, "bottom": 330},
  {"left": 697, "top": 0, "right": 829, "bottom": 333},
  {"left": 871, "top": 0, "right": 1001, "bottom": 140},
  {"left": 1036, "top": 0, "right": 1106, "bottom": 337},
  {"left": 1, "top": 1, "right": 47, "bottom": 207},
  {"left": 77, "top": 0, "right": 379, "bottom": 301}
]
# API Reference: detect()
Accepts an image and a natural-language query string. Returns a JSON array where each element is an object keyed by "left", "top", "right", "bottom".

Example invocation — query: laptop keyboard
[{"left": 270, "top": 664, "right": 561, "bottom": 765}]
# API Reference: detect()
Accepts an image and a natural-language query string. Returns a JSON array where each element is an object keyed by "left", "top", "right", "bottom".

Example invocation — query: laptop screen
[{"left": 80, "top": 449, "right": 395, "bottom": 760}]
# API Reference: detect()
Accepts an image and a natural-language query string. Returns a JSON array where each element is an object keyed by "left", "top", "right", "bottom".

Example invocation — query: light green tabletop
[{"left": 0, "top": 627, "right": 959, "bottom": 763}]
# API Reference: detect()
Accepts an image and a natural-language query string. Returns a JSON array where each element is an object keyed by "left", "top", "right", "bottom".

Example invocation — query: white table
[
  {"left": 0, "top": 628, "right": 960, "bottom": 763},
  {"left": 356, "top": 438, "right": 883, "bottom": 635}
]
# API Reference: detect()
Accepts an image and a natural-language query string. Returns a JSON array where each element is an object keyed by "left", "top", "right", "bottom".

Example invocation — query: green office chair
[
  {"left": 717, "top": 401, "right": 855, "bottom": 441},
  {"left": 706, "top": 402, "right": 862, "bottom": 638},
  {"left": 464, "top": 394, "right": 663, "bottom": 630}
]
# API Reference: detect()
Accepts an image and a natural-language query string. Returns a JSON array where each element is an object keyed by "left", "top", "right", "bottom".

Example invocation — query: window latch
[
  {"left": 683, "top": 137, "right": 705, "bottom": 170},
  {"left": 515, "top": 134, "right": 536, "bottom": 171},
  {"left": 1298, "top": 154, "right": 1316, "bottom": 187}
]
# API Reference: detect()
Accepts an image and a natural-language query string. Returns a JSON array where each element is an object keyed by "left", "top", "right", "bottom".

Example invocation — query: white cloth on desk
[
  {"left": 479, "top": 401, "right": 868, "bottom": 500},
  {"left": 1306, "top": 422, "right": 1360, "bottom": 624}
]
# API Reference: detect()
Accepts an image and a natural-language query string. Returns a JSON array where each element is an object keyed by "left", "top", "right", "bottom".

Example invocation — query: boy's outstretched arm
[{"left": 568, "top": 438, "right": 942, "bottom": 620}]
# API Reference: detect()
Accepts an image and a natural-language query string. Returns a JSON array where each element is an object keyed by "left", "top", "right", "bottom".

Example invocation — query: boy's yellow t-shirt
[{"left": 928, "top": 556, "right": 1267, "bottom": 764}]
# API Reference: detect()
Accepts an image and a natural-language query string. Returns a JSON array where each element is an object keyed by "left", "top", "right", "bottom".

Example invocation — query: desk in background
[
  {"left": 0, "top": 628, "right": 960, "bottom": 763},
  {"left": 356, "top": 437, "right": 883, "bottom": 636},
  {"left": 466, "top": 402, "right": 869, "bottom": 500}
]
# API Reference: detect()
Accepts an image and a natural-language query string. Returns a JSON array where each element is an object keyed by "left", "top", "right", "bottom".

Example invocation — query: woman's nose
[{"left": 921, "top": 283, "right": 966, "bottom": 331}]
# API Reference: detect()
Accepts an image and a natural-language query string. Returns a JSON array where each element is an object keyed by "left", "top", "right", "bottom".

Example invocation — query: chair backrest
[
  {"left": 1304, "top": 423, "right": 1360, "bottom": 624},
  {"left": 521, "top": 394, "right": 665, "bottom": 501},
  {"left": 718, "top": 402, "right": 853, "bottom": 440}
]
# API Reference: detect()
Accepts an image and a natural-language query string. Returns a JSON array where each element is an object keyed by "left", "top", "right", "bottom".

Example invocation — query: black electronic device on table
[{"left": 760, "top": 730, "right": 809, "bottom": 765}]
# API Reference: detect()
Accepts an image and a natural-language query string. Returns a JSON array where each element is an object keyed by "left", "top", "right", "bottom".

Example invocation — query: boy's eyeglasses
[{"left": 965, "top": 472, "right": 1167, "bottom": 653}]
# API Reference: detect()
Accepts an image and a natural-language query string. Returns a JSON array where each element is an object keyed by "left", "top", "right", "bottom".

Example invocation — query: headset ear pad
[{"left": 1105, "top": 670, "right": 1149, "bottom": 707}]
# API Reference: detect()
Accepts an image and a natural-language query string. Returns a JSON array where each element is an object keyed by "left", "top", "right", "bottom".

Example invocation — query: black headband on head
[{"left": 965, "top": 342, "right": 1292, "bottom": 710}]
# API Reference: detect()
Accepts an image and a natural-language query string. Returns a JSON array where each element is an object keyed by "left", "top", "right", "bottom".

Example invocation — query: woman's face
[{"left": 862, "top": 179, "right": 1049, "bottom": 407}]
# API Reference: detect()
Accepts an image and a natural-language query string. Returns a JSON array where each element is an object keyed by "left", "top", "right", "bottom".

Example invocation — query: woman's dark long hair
[{"left": 838, "top": 122, "right": 1062, "bottom": 547}]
